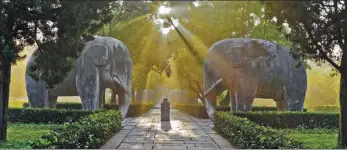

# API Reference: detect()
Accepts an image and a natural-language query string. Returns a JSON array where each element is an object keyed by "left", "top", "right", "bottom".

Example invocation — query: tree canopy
[
  {"left": 0, "top": 0, "right": 116, "bottom": 140},
  {"left": 263, "top": 0, "right": 347, "bottom": 147}
]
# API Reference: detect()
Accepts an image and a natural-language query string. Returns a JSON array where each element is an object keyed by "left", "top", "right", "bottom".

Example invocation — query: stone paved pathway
[{"left": 101, "top": 105, "right": 234, "bottom": 149}]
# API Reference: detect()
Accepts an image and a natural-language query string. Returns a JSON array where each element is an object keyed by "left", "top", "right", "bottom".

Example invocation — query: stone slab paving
[{"left": 101, "top": 108, "right": 234, "bottom": 149}]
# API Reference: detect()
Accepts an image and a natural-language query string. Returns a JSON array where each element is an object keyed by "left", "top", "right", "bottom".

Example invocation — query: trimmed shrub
[
  {"left": 23, "top": 101, "right": 155, "bottom": 117},
  {"left": 172, "top": 104, "right": 307, "bottom": 119},
  {"left": 233, "top": 111, "right": 339, "bottom": 129},
  {"left": 23, "top": 102, "right": 82, "bottom": 109},
  {"left": 313, "top": 105, "right": 340, "bottom": 112},
  {"left": 8, "top": 108, "right": 95, "bottom": 124},
  {"left": 172, "top": 104, "right": 209, "bottom": 118},
  {"left": 104, "top": 102, "right": 155, "bottom": 117},
  {"left": 214, "top": 112, "right": 304, "bottom": 149},
  {"left": 31, "top": 110, "right": 122, "bottom": 149}
]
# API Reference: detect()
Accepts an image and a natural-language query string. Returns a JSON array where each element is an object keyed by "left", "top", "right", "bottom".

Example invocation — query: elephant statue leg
[
  {"left": 117, "top": 89, "right": 130, "bottom": 119},
  {"left": 99, "top": 88, "right": 105, "bottom": 108},
  {"left": 235, "top": 88, "right": 254, "bottom": 111},
  {"left": 26, "top": 75, "right": 49, "bottom": 108},
  {"left": 284, "top": 84, "right": 305, "bottom": 111},
  {"left": 229, "top": 89, "right": 237, "bottom": 112},
  {"left": 274, "top": 91, "right": 288, "bottom": 110},
  {"left": 234, "top": 69, "right": 257, "bottom": 111},
  {"left": 205, "top": 88, "right": 217, "bottom": 121},
  {"left": 76, "top": 61, "right": 101, "bottom": 110},
  {"left": 284, "top": 68, "right": 306, "bottom": 111},
  {"left": 47, "top": 96, "right": 58, "bottom": 108}
]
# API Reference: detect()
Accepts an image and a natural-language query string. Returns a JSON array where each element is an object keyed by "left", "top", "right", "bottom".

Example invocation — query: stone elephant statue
[
  {"left": 25, "top": 36, "right": 132, "bottom": 119},
  {"left": 203, "top": 38, "right": 307, "bottom": 120}
]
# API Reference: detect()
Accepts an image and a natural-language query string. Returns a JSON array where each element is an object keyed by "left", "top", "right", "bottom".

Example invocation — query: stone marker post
[{"left": 161, "top": 98, "right": 170, "bottom": 121}]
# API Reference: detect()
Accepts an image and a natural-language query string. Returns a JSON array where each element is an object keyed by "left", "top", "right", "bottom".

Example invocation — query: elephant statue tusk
[
  {"left": 112, "top": 76, "right": 131, "bottom": 96},
  {"left": 204, "top": 78, "right": 224, "bottom": 97}
]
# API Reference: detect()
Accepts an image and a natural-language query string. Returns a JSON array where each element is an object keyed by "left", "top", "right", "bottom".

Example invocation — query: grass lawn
[
  {"left": 1, "top": 123, "right": 60, "bottom": 148},
  {"left": 7, "top": 123, "right": 60, "bottom": 142},
  {"left": 279, "top": 128, "right": 338, "bottom": 149}
]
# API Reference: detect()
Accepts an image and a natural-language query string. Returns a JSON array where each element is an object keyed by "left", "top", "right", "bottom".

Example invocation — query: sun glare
[{"left": 158, "top": 5, "right": 171, "bottom": 15}]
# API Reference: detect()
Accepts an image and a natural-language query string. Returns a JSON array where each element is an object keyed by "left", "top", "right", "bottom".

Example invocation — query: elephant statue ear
[{"left": 244, "top": 40, "right": 271, "bottom": 58}]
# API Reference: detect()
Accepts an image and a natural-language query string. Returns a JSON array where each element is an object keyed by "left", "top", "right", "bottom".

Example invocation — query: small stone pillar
[{"left": 161, "top": 98, "right": 170, "bottom": 121}]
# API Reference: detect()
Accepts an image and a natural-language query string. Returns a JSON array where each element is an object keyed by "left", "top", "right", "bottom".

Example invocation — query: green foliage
[
  {"left": 172, "top": 103, "right": 303, "bottom": 118},
  {"left": 171, "top": 48, "right": 204, "bottom": 100},
  {"left": 6, "top": 123, "right": 60, "bottom": 142},
  {"left": 1, "top": 110, "right": 122, "bottom": 149},
  {"left": 0, "top": 0, "right": 117, "bottom": 87},
  {"left": 23, "top": 102, "right": 83, "bottom": 110},
  {"left": 165, "top": 1, "right": 291, "bottom": 100},
  {"left": 99, "top": 1, "right": 150, "bottom": 36},
  {"left": 214, "top": 112, "right": 304, "bottom": 149},
  {"left": 8, "top": 108, "right": 95, "bottom": 124},
  {"left": 314, "top": 105, "right": 340, "bottom": 113},
  {"left": 263, "top": 1, "right": 346, "bottom": 70},
  {"left": 305, "top": 65, "right": 340, "bottom": 109},
  {"left": 23, "top": 102, "right": 155, "bottom": 117},
  {"left": 217, "top": 90, "right": 229, "bottom": 106},
  {"left": 233, "top": 111, "right": 340, "bottom": 129},
  {"left": 0, "top": 123, "right": 60, "bottom": 149},
  {"left": 32, "top": 110, "right": 122, "bottom": 149},
  {"left": 279, "top": 129, "right": 338, "bottom": 149},
  {"left": 104, "top": 102, "right": 156, "bottom": 117},
  {"left": 172, "top": 104, "right": 208, "bottom": 118}
]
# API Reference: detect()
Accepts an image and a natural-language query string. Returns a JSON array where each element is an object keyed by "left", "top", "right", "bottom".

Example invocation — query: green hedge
[
  {"left": 8, "top": 108, "right": 95, "bottom": 124},
  {"left": 172, "top": 104, "right": 209, "bottom": 118},
  {"left": 172, "top": 104, "right": 307, "bottom": 119},
  {"left": 104, "top": 102, "right": 155, "bottom": 117},
  {"left": 233, "top": 111, "right": 339, "bottom": 129},
  {"left": 31, "top": 110, "right": 122, "bottom": 149},
  {"left": 23, "top": 102, "right": 155, "bottom": 117},
  {"left": 23, "top": 102, "right": 82, "bottom": 109},
  {"left": 214, "top": 112, "right": 304, "bottom": 149}
]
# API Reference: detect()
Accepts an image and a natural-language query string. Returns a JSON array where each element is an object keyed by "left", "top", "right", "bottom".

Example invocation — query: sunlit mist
[{"left": 158, "top": 5, "right": 171, "bottom": 15}]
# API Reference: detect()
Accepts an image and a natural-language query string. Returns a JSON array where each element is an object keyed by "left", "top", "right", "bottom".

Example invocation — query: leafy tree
[
  {"left": 0, "top": 0, "right": 115, "bottom": 140},
  {"left": 99, "top": 1, "right": 150, "bottom": 36},
  {"left": 305, "top": 64, "right": 340, "bottom": 109},
  {"left": 263, "top": 0, "right": 347, "bottom": 147},
  {"left": 104, "top": 1, "right": 177, "bottom": 97},
  {"left": 162, "top": 1, "right": 290, "bottom": 104},
  {"left": 173, "top": 47, "right": 205, "bottom": 103}
]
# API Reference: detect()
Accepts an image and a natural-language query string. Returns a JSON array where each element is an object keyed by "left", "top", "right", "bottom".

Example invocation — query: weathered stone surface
[
  {"left": 26, "top": 36, "right": 132, "bottom": 119},
  {"left": 101, "top": 103, "right": 234, "bottom": 149},
  {"left": 204, "top": 38, "right": 307, "bottom": 120}
]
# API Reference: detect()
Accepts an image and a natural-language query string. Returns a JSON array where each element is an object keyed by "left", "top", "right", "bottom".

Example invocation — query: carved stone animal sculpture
[
  {"left": 204, "top": 38, "right": 307, "bottom": 120},
  {"left": 25, "top": 36, "right": 132, "bottom": 119}
]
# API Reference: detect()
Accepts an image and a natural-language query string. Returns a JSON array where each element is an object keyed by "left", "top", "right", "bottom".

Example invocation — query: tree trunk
[
  {"left": 0, "top": 61, "right": 11, "bottom": 141},
  {"left": 338, "top": 50, "right": 347, "bottom": 148},
  {"left": 339, "top": 72, "right": 347, "bottom": 148}
]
